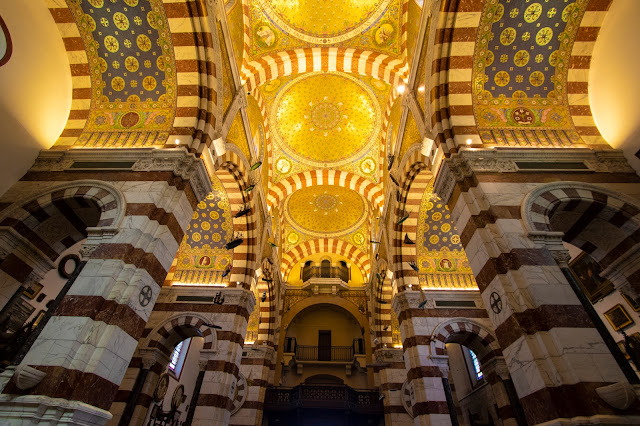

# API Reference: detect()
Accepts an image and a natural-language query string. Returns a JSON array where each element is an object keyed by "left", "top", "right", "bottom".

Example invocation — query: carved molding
[{"left": 30, "top": 148, "right": 212, "bottom": 202}]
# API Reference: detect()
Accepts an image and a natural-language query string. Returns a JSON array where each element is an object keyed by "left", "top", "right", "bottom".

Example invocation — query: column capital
[
  {"left": 139, "top": 348, "right": 169, "bottom": 370},
  {"left": 482, "top": 357, "right": 510, "bottom": 381},
  {"left": 392, "top": 290, "right": 433, "bottom": 314}
]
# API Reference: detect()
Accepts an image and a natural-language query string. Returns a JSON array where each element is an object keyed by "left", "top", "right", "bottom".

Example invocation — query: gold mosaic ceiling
[
  {"left": 256, "top": 0, "right": 389, "bottom": 44},
  {"left": 271, "top": 72, "right": 381, "bottom": 168},
  {"left": 284, "top": 186, "right": 367, "bottom": 237}
]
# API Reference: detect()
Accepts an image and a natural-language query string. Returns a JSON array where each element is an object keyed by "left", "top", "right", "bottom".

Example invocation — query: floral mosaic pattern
[
  {"left": 68, "top": 0, "right": 177, "bottom": 137},
  {"left": 473, "top": 0, "right": 587, "bottom": 133}
]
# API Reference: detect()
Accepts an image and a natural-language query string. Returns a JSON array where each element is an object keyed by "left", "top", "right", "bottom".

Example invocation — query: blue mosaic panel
[
  {"left": 484, "top": 0, "right": 577, "bottom": 99},
  {"left": 77, "top": 0, "right": 171, "bottom": 103}
]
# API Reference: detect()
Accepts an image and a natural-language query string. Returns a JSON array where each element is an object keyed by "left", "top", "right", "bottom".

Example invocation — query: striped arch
[
  {"left": 146, "top": 313, "right": 218, "bottom": 356},
  {"left": 215, "top": 150, "right": 259, "bottom": 289},
  {"left": 391, "top": 149, "right": 432, "bottom": 291},
  {"left": 0, "top": 181, "right": 126, "bottom": 261},
  {"left": 431, "top": 318, "right": 501, "bottom": 365},
  {"left": 45, "top": 1, "right": 90, "bottom": 147},
  {"left": 281, "top": 239, "right": 370, "bottom": 282},
  {"left": 427, "top": 0, "right": 483, "bottom": 155},
  {"left": 45, "top": 0, "right": 221, "bottom": 150},
  {"left": 242, "top": 48, "right": 409, "bottom": 92},
  {"left": 250, "top": 88, "right": 275, "bottom": 189},
  {"left": 522, "top": 181, "right": 640, "bottom": 277},
  {"left": 256, "top": 257, "right": 277, "bottom": 347},
  {"left": 164, "top": 0, "right": 223, "bottom": 154},
  {"left": 268, "top": 170, "right": 384, "bottom": 211},
  {"left": 567, "top": 0, "right": 612, "bottom": 148}
]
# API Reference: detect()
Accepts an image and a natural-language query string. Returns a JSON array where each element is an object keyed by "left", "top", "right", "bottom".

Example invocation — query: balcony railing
[
  {"left": 296, "top": 345, "right": 353, "bottom": 362},
  {"left": 264, "top": 384, "right": 383, "bottom": 414},
  {"left": 302, "top": 266, "right": 349, "bottom": 283}
]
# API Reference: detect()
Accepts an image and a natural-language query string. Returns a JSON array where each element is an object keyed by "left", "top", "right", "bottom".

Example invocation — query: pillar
[
  {"left": 481, "top": 357, "right": 525, "bottom": 426},
  {"left": 393, "top": 291, "right": 452, "bottom": 425},
  {"left": 192, "top": 288, "right": 255, "bottom": 425}
]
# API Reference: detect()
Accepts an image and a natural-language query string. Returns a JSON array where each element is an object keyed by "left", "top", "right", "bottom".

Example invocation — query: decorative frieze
[{"left": 30, "top": 148, "right": 212, "bottom": 202}]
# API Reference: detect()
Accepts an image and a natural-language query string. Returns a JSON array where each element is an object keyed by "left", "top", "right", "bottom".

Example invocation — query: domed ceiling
[
  {"left": 271, "top": 72, "right": 380, "bottom": 167},
  {"left": 256, "top": 0, "right": 389, "bottom": 44},
  {"left": 241, "top": 0, "right": 405, "bottom": 60},
  {"left": 284, "top": 186, "right": 367, "bottom": 238},
  {"left": 260, "top": 71, "right": 387, "bottom": 183}
]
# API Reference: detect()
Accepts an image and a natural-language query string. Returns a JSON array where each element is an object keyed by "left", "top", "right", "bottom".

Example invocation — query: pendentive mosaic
[
  {"left": 473, "top": 0, "right": 587, "bottom": 143},
  {"left": 68, "top": 0, "right": 177, "bottom": 145},
  {"left": 172, "top": 175, "right": 233, "bottom": 285},
  {"left": 417, "top": 191, "right": 477, "bottom": 290}
]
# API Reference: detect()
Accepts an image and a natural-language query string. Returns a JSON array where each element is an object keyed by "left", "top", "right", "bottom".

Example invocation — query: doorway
[{"left": 318, "top": 330, "right": 331, "bottom": 361}]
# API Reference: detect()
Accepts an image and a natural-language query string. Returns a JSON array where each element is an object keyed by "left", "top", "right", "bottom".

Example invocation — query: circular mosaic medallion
[
  {"left": 120, "top": 111, "right": 140, "bottom": 128},
  {"left": 256, "top": 0, "right": 390, "bottom": 44},
  {"left": 272, "top": 72, "right": 381, "bottom": 168},
  {"left": 511, "top": 107, "right": 535, "bottom": 125}
]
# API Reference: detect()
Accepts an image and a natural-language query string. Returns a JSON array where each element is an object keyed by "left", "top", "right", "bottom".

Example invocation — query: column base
[
  {"left": 0, "top": 394, "right": 112, "bottom": 425},
  {"left": 537, "top": 415, "right": 640, "bottom": 425}
]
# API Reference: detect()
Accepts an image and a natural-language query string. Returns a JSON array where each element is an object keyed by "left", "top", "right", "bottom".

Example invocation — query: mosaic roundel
[
  {"left": 271, "top": 72, "right": 381, "bottom": 167},
  {"left": 256, "top": 0, "right": 390, "bottom": 44},
  {"left": 284, "top": 186, "right": 367, "bottom": 237}
]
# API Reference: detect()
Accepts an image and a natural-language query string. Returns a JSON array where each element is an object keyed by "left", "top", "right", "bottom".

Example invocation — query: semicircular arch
[
  {"left": 145, "top": 312, "right": 218, "bottom": 356},
  {"left": 268, "top": 170, "right": 384, "bottom": 212},
  {"left": 281, "top": 238, "right": 370, "bottom": 282}
]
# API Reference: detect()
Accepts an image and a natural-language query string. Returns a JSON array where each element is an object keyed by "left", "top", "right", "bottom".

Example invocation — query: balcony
[
  {"left": 296, "top": 345, "right": 354, "bottom": 362},
  {"left": 302, "top": 265, "right": 349, "bottom": 283},
  {"left": 264, "top": 384, "right": 384, "bottom": 414}
]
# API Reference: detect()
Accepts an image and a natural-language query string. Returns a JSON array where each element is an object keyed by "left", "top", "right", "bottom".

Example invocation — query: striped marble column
[
  {"left": 481, "top": 357, "right": 522, "bottom": 426},
  {"left": 393, "top": 291, "right": 452, "bottom": 425},
  {"left": 192, "top": 288, "right": 255, "bottom": 425},
  {"left": 436, "top": 149, "right": 639, "bottom": 424},
  {"left": 231, "top": 345, "right": 275, "bottom": 426},
  {"left": 0, "top": 179, "right": 193, "bottom": 418},
  {"left": 373, "top": 348, "right": 412, "bottom": 424}
]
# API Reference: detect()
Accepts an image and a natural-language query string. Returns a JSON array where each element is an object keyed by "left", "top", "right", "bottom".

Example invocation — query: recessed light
[
  {"left": 466, "top": 139, "right": 472, "bottom": 145},
  {"left": 397, "top": 85, "right": 405, "bottom": 94}
]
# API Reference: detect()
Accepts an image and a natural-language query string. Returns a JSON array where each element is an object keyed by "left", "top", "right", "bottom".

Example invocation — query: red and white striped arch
[
  {"left": 215, "top": 150, "right": 260, "bottom": 289},
  {"left": 567, "top": 0, "right": 612, "bottom": 148},
  {"left": 267, "top": 170, "right": 384, "bottom": 211},
  {"left": 45, "top": 0, "right": 90, "bottom": 148},
  {"left": 281, "top": 238, "right": 370, "bottom": 282},
  {"left": 242, "top": 48, "right": 409, "bottom": 92}
]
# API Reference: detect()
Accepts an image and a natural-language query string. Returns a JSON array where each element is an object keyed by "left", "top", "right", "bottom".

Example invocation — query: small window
[
  {"left": 168, "top": 338, "right": 191, "bottom": 378},
  {"left": 469, "top": 349, "right": 483, "bottom": 381}
]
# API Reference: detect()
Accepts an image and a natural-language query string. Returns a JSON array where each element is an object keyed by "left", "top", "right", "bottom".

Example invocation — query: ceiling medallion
[
  {"left": 284, "top": 186, "right": 368, "bottom": 238},
  {"left": 256, "top": 0, "right": 390, "bottom": 44},
  {"left": 271, "top": 72, "right": 381, "bottom": 168}
]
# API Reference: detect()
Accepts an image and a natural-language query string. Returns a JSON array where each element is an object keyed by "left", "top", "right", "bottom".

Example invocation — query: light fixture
[
  {"left": 466, "top": 139, "right": 472, "bottom": 145},
  {"left": 396, "top": 85, "right": 405, "bottom": 94},
  {"left": 417, "top": 85, "right": 425, "bottom": 93},
  {"left": 175, "top": 139, "right": 180, "bottom": 145}
]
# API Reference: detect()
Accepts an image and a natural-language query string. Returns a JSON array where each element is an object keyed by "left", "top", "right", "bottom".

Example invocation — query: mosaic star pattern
[
  {"left": 284, "top": 186, "right": 367, "bottom": 237},
  {"left": 473, "top": 0, "right": 587, "bottom": 132},
  {"left": 68, "top": 0, "right": 177, "bottom": 134},
  {"left": 172, "top": 175, "right": 233, "bottom": 284},
  {"left": 271, "top": 72, "right": 380, "bottom": 168},
  {"left": 256, "top": 0, "right": 389, "bottom": 43},
  {"left": 416, "top": 191, "right": 477, "bottom": 289}
]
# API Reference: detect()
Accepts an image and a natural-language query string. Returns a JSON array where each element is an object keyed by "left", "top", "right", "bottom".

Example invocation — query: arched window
[
  {"left": 321, "top": 259, "right": 331, "bottom": 278},
  {"left": 468, "top": 348, "right": 483, "bottom": 381},
  {"left": 169, "top": 338, "right": 191, "bottom": 379}
]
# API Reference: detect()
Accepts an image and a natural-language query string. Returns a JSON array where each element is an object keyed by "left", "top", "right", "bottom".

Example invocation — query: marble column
[
  {"left": 192, "top": 288, "right": 255, "bottom": 425},
  {"left": 393, "top": 291, "right": 451, "bottom": 426},
  {"left": 0, "top": 179, "right": 195, "bottom": 425}
]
